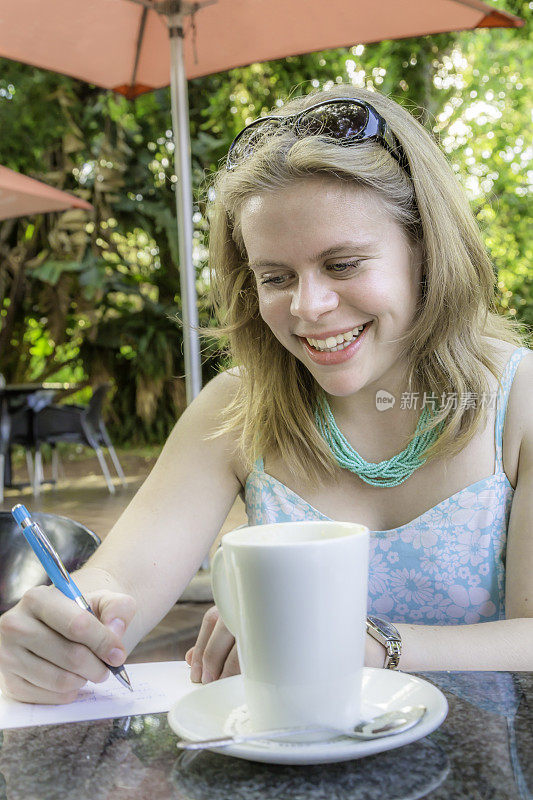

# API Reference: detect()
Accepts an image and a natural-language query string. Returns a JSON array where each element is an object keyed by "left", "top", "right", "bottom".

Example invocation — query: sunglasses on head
[{"left": 226, "top": 97, "right": 411, "bottom": 177}]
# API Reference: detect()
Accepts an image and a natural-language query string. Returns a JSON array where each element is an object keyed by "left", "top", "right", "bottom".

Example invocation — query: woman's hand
[
  {"left": 185, "top": 605, "right": 240, "bottom": 683},
  {"left": 0, "top": 584, "right": 136, "bottom": 704}
]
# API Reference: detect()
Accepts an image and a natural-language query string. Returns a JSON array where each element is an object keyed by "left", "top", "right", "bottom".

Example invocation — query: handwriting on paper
[{"left": 0, "top": 661, "right": 197, "bottom": 729}]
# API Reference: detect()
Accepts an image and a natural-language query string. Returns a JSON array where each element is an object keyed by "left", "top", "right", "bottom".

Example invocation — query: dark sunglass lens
[
  {"left": 297, "top": 103, "right": 368, "bottom": 140},
  {"left": 296, "top": 113, "right": 327, "bottom": 136},
  {"left": 229, "top": 120, "right": 282, "bottom": 166}
]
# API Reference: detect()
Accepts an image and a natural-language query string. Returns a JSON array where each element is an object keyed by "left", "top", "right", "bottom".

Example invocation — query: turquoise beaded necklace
[{"left": 314, "top": 397, "right": 444, "bottom": 488}]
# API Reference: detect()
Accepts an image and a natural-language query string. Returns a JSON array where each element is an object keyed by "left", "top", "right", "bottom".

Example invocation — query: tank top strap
[
  {"left": 494, "top": 347, "right": 530, "bottom": 471},
  {"left": 254, "top": 456, "right": 265, "bottom": 471}
]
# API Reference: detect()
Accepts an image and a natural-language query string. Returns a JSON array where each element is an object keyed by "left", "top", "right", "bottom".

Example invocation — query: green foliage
[{"left": 0, "top": 0, "right": 530, "bottom": 443}]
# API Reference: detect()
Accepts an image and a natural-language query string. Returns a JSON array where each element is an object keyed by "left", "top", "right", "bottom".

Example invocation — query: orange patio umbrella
[
  {"left": 0, "top": 0, "right": 523, "bottom": 401},
  {"left": 0, "top": 165, "right": 93, "bottom": 220}
]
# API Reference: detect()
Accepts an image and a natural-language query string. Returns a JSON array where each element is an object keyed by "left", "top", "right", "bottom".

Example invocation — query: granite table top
[{"left": 0, "top": 671, "right": 531, "bottom": 800}]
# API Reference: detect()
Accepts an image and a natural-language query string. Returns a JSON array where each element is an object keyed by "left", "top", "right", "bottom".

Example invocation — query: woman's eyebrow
[{"left": 248, "top": 240, "right": 376, "bottom": 269}]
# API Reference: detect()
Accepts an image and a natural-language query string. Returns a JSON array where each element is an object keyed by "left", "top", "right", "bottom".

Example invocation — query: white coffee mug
[{"left": 211, "top": 520, "right": 369, "bottom": 732}]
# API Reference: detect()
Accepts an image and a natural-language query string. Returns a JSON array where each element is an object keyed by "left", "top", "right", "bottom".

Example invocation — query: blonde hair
[{"left": 204, "top": 85, "right": 527, "bottom": 485}]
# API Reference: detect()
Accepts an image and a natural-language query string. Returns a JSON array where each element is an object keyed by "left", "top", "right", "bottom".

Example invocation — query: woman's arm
[
  {"left": 73, "top": 369, "right": 244, "bottom": 652},
  {"left": 367, "top": 356, "right": 533, "bottom": 672},
  {"left": 0, "top": 371, "right": 243, "bottom": 702},
  {"left": 365, "top": 618, "right": 533, "bottom": 671}
]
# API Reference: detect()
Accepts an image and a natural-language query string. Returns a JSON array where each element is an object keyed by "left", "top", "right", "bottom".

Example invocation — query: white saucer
[{"left": 168, "top": 668, "right": 448, "bottom": 765}]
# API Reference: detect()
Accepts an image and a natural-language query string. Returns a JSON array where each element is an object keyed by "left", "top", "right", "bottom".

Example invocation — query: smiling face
[{"left": 238, "top": 176, "right": 423, "bottom": 404}]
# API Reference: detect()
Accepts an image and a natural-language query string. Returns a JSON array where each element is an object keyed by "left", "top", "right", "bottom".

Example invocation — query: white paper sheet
[{"left": 0, "top": 661, "right": 199, "bottom": 729}]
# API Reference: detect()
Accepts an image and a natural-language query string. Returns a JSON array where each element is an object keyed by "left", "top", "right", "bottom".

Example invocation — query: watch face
[{"left": 368, "top": 615, "right": 401, "bottom": 641}]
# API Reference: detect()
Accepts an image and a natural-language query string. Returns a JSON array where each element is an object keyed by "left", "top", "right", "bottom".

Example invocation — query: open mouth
[{"left": 303, "top": 322, "right": 371, "bottom": 353}]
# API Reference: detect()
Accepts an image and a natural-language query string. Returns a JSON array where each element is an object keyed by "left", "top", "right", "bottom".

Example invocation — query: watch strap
[
  {"left": 366, "top": 615, "right": 402, "bottom": 670},
  {"left": 383, "top": 640, "right": 402, "bottom": 669}
]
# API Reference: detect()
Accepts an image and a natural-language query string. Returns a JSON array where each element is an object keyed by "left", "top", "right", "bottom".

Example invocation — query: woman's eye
[
  {"left": 258, "top": 261, "right": 361, "bottom": 286},
  {"left": 328, "top": 260, "right": 361, "bottom": 274},
  {"left": 259, "top": 274, "right": 291, "bottom": 286}
]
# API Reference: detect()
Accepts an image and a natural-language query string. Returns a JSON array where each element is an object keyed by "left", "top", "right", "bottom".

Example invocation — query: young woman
[{"left": 0, "top": 86, "right": 531, "bottom": 704}]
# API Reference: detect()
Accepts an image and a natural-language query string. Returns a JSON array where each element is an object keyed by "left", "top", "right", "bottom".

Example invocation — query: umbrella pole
[
  {"left": 168, "top": 14, "right": 202, "bottom": 405},
  {"left": 168, "top": 12, "right": 211, "bottom": 576}
]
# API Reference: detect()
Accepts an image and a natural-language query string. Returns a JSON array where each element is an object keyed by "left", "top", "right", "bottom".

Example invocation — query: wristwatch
[{"left": 366, "top": 615, "right": 402, "bottom": 669}]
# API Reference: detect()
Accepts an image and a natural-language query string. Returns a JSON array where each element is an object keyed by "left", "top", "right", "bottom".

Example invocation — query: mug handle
[{"left": 211, "top": 547, "right": 238, "bottom": 636}]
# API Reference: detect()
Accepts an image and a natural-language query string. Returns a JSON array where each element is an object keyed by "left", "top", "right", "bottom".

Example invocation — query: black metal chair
[
  {"left": 33, "top": 383, "right": 126, "bottom": 495},
  {"left": 0, "top": 511, "right": 101, "bottom": 614},
  {"left": 0, "top": 388, "right": 61, "bottom": 500},
  {"left": 0, "top": 403, "right": 35, "bottom": 503}
]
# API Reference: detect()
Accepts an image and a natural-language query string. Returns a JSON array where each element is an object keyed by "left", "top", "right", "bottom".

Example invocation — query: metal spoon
[{"left": 175, "top": 704, "right": 427, "bottom": 750}]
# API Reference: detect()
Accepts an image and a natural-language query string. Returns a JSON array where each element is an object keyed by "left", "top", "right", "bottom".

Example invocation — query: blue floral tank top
[{"left": 245, "top": 347, "right": 530, "bottom": 626}]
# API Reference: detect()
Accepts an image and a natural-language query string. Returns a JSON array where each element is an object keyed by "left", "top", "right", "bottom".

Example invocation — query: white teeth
[{"left": 305, "top": 323, "right": 367, "bottom": 352}]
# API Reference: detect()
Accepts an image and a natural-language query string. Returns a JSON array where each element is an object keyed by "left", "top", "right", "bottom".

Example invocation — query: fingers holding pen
[
  {"left": 1, "top": 644, "right": 88, "bottom": 701},
  {"left": 90, "top": 591, "right": 137, "bottom": 637},
  {"left": 0, "top": 620, "right": 101, "bottom": 705},
  {"left": 0, "top": 605, "right": 109, "bottom": 685},
  {"left": 0, "top": 672, "right": 83, "bottom": 705},
  {"left": 20, "top": 586, "right": 129, "bottom": 670},
  {"left": 0, "top": 580, "right": 136, "bottom": 705}
]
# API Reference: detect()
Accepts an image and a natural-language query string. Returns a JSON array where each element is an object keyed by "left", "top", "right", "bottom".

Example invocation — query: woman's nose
[{"left": 290, "top": 277, "right": 339, "bottom": 321}]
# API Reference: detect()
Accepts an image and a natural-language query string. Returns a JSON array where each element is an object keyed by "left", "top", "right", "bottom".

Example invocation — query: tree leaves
[
  {"left": 0, "top": 0, "right": 530, "bottom": 443},
  {"left": 30, "top": 259, "right": 85, "bottom": 286}
]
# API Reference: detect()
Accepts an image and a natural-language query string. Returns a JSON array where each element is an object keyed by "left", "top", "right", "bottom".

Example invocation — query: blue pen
[{"left": 11, "top": 504, "right": 132, "bottom": 692}]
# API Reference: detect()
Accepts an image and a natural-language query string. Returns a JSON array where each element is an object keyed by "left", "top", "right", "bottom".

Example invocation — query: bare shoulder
[
  {"left": 171, "top": 368, "right": 246, "bottom": 480},
  {"left": 179, "top": 369, "right": 241, "bottom": 424},
  {"left": 504, "top": 344, "right": 533, "bottom": 447},
  {"left": 477, "top": 339, "right": 531, "bottom": 482},
  {"left": 485, "top": 337, "right": 521, "bottom": 368},
  {"left": 483, "top": 338, "right": 531, "bottom": 391}
]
